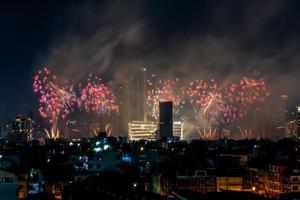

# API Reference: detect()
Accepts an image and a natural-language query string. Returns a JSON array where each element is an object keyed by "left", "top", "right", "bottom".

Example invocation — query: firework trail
[
  {"left": 223, "top": 77, "right": 270, "bottom": 124},
  {"left": 187, "top": 78, "right": 233, "bottom": 126},
  {"left": 34, "top": 66, "right": 269, "bottom": 140},
  {"left": 80, "top": 74, "right": 119, "bottom": 116},
  {"left": 146, "top": 75, "right": 269, "bottom": 139},
  {"left": 33, "top": 67, "right": 76, "bottom": 139},
  {"left": 197, "top": 125, "right": 217, "bottom": 140},
  {"left": 187, "top": 77, "right": 270, "bottom": 127},
  {"left": 146, "top": 74, "right": 185, "bottom": 120},
  {"left": 80, "top": 74, "right": 119, "bottom": 131},
  {"left": 238, "top": 127, "right": 254, "bottom": 139},
  {"left": 186, "top": 77, "right": 269, "bottom": 139},
  {"left": 34, "top": 68, "right": 119, "bottom": 138}
]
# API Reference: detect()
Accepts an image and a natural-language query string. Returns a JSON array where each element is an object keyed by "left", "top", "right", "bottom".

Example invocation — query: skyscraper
[
  {"left": 296, "top": 106, "right": 300, "bottom": 138},
  {"left": 119, "top": 74, "right": 138, "bottom": 136},
  {"left": 280, "top": 95, "right": 289, "bottom": 126},
  {"left": 158, "top": 101, "right": 173, "bottom": 139},
  {"left": 10, "top": 115, "right": 33, "bottom": 142},
  {"left": 119, "top": 81, "right": 130, "bottom": 136},
  {"left": 136, "top": 67, "right": 146, "bottom": 121},
  {"left": 120, "top": 67, "right": 147, "bottom": 137}
]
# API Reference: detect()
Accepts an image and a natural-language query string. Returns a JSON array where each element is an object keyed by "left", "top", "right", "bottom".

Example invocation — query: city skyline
[
  {"left": 1, "top": 0, "right": 300, "bottom": 123},
  {"left": 2, "top": 1, "right": 300, "bottom": 199}
]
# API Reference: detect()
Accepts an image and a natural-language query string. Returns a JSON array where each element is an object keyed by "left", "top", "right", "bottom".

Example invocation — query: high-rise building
[
  {"left": 137, "top": 67, "right": 146, "bottom": 121},
  {"left": 119, "top": 81, "right": 130, "bottom": 136},
  {"left": 10, "top": 115, "right": 33, "bottom": 142},
  {"left": 158, "top": 101, "right": 173, "bottom": 139},
  {"left": 280, "top": 95, "right": 289, "bottom": 126},
  {"left": 120, "top": 67, "right": 147, "bottom": 137},
  {"left": 296, "top": 106, "right": 300, "bottom": 138},
  {"left": 119, "top": 75, "right": 137, "bottom": 136}
]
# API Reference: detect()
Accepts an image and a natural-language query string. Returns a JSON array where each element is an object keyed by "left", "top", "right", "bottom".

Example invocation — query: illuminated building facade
[
  {"left": 216, "top": 177, "right": 243, "bottom": 191},
  {"left": 128, "top": 120, "right": 183, "bottom": 141},
  {"left": 264, "top": 164, "right": 300, "bottom": 198},
  {"left": 244, "top": 164, "right": 300, "bottom": 198},
  {"left": 173, "top": 121, "right": 183, "bottom": 139},
  {"left": 175, "top": 170, "right": 216, "bottom": 193},
  {"left": 10, "top": 115, "right": 33, "bottom": 142},
  {"left": 128, "top": 121, "right": 157, "bottom": 140}
]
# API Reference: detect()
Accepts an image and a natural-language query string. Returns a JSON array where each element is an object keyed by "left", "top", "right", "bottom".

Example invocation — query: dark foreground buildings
[{"left": 0, "top": 132, "right": 300, "bottom": 199}]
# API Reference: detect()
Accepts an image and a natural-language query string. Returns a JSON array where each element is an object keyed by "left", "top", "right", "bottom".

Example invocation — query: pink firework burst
[
  {"left": 80, "top": 74, "right": 119, "bottom": 117},
  {"left": 187, "top": 77, "right": 270, "bottom": 126},
  {"left": 33, "top": 67, "right": 76, "bottom": 138},
  {"left": 146, "top": 75, "right": 185, "bottom": 119}
]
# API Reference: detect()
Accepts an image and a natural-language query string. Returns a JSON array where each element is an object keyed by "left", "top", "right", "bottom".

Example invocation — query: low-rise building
[
  {"left": 175, "top": 170, "right": 217, "bottom": 193},
  {"left": 0, "top": 170, "right": 19, "bottom": 200}
]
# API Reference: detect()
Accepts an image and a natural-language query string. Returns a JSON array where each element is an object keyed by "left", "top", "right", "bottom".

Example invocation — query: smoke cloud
[{"left": 36, "top": 0, "right": 300, "bottom": 138}]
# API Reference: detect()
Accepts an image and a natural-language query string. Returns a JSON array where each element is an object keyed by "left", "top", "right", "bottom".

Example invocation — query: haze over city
[{"left": 1, "top": 1, "right": 300, "bottom": 200}]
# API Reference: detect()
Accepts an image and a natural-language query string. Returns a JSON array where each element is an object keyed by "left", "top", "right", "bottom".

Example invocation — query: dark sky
[
  {"left": 1, "top": 0, "right": 300, "bottom": 122},
  {"left": 0, "top": 1, "right": 72, "bottom": 121}
]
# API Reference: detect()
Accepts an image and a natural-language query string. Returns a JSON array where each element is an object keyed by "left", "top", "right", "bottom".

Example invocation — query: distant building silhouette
[
  {"left": 158, "top": 101, "right": 173, "bottom": 139},
  {"left": 296, "top": 106, "right": 300, "bottom": 138},
  {"left": 137, "top": 67, "right": 147, "bottom": 121},
  {"left": 120, "top": 67, "right": 147, "bottom": 136}
]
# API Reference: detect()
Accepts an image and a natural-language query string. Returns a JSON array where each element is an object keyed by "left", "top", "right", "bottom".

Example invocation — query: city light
[{"left": 2, "top": 1, "right": 300, "bottom": 200}]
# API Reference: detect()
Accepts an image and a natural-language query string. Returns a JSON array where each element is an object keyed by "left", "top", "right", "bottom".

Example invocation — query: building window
[
  {"left": 292, "top": 185, "right": 299, "bottom": 191},
  {"left": 292, "top": 177, "right": 299, "bottom": 183}
]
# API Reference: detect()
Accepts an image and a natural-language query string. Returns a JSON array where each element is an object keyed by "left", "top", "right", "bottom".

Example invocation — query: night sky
[
  {"left": 0, "top": 1, "right": 72, "bottom": 121},
  {"left": 1, "top": 0, "right": 300, "bottom": 122}
]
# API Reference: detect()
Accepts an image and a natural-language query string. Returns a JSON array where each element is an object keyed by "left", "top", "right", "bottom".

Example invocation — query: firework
[
  {"left": 34, "top": 68, "right": 119, "bottom": 138},
  {"left": 79, "top": 75, "right": 119, "bottom": 134},
  {"left": 146, "top": 75, "right": 269, "bottom": 140},
  {"left": 34, "top": 65, "right": 270, "bottom": 140},
  {"left": 238, "top": 127, "right": 254, "bottom": 139},
  {"left": 224, "top": 77, "right": 270, "bottom": 122},
  {"left": 146, "top": 75, "right": 185, "bottom": 119},
  {"left": 80, "top": 74, "right": 119, "bottom": 117},
  {"left": 187, "top": 78, "right": 229, "bottom": 125},
  {"left": 33, "top": 67, "right": 76, "bottom": 139},
  {"left": 197, "top": 125, "right": 217, "bottom": 140},
  {"left": 187, "top": 77, "right": 270, "bottom": 126}
]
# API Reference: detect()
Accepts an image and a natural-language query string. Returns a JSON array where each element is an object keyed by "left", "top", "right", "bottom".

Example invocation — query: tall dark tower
[
  {"left": 296, "top": 106, "right": 300, "bottom": 138},
  {"left": 137, "top": 67, "right": 146, "bottom": 121},
  {"left": 280, "top": 95, "right": 289, "bottom": 126},
  {"left": 159, "top": 101, "right": 173, "bottom": 139},
  {"left": 119, "top": 81, "right": 130, "bottom": 136},
  {"left": 119, "top": 67, "right": 147, "bottom": 137}
]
